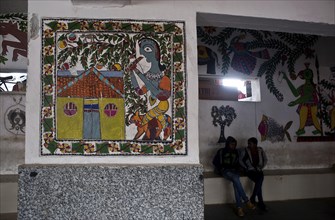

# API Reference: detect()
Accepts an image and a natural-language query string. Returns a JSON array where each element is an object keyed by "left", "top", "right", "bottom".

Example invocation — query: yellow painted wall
[
  {"left": 99, "top": 98, "right": 125, "bottom": 140},
  {"left": 56, "top": 97, "right": 83, "bottom": 139}
]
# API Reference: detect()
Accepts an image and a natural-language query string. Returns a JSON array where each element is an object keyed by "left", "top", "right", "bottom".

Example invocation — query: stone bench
[{"left": 204, "top": 167, "right": 335, "bottom": 204}]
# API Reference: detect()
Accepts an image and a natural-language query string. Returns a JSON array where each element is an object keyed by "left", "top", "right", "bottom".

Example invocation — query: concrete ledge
[
  {"left": 0, "top": 175, "right": 19, "bottom": 183},
  {"left": 0, "top": 182, "right": 18, "bottom": 214},
  {"left": 204, "top": 167, "right": 335, "bottom": 178},
  {"left": 18, "top": 164, "right": 204, "bottom": 220},
  {"left": 204, "top": 168, "right": 335, "bottom": 204}
]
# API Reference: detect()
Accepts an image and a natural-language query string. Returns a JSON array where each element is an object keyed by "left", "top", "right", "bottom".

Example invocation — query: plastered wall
[{"left": 0, "top": 93, "right": 25, "bottom": 174}]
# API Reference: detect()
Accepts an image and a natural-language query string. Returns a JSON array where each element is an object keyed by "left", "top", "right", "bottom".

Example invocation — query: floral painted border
[{"left": 40, "top": 18, "right": 187, "bottom": 156}]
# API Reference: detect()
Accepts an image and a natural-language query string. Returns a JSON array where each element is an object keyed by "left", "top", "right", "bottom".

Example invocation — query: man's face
[
  {"left": 229, "top": 142, "right": 237, "bottom": 149},
  {"left": 248, "top": 141, "right": 256, "bottom": 148}
]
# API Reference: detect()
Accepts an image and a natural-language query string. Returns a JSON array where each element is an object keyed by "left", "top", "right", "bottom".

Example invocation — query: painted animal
[
  {"left": 0, "top": 22, "right": 27, "bottom": 61},
  {"left": 7, "top": 108, "right": 25, "bottom": 132},
  {"left": 197, "top": 45, "right": 219, "bottom": 75},
  {"left": 130, "top": 110, "right": 172, "bottom": 141},
  {"left": 258, "top": 115, "right": 292, "bottom": 143}
]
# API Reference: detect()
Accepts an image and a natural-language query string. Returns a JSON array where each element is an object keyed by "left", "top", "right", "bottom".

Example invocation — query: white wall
[
  {"left": 26, "top": 0, "right": 335, "bottom": 165},
  {"left": 0, "top": 93, "right": 25, "bottom": 174}
]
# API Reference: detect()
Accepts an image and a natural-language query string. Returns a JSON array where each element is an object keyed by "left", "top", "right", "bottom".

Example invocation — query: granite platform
[{"left": 18, "top": 164, "right": 204, "bottom": 220}]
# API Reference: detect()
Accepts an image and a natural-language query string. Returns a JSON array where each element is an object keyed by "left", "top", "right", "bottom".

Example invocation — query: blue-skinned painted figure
[{"left": 128, "top": 38, "right": 171, "bottom": 140}]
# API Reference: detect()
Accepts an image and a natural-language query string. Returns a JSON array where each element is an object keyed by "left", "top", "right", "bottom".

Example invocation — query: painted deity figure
[
  {"left": 282, "top": 63, "right": 321, "bottom": 136},
  {"left": 128, "top": 38, "right": 171, "bottom": 139}
]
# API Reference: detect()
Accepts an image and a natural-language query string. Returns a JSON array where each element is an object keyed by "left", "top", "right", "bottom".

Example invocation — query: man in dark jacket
[{"left": 213, "top": 136, "right": 255, "bottom": 217}]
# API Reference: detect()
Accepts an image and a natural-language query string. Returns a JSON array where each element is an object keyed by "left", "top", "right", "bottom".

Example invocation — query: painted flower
[
  {"left": 58, "top": 143, "right": 71, "bottom": 153},
  {"left": 174, "top": 62, "right": 183, "bottom": 72},
  {"left": 93, "top": 21, "right": 105, "bottom": 30},
  {"left": 131, "top": 23, "right": 142, "bottom": 32},
  {"left": 174, "top": 26, "right": 183, "bottom": 35},
  {"left": 108, "top": 143, "right": 120, "bottom": 152},
  {"left": 154, "top": 24, "right": 164, "bottom": 32},
  {"left": 174, "top": 81, "right": 183, "bottom": 92},
  {"left": 43, "top": 132, "right": 54, "bottom": 145},
  {"left": 43, "top": 84, "right": 53, "bottom": 95},
  {"left": 43, "top": 46, "right": 54, "bottom": 56},
  {"left": 173, "top": 43, "right": 183, "bottom": 53},
  {"left": 174, "top": 117, "right": 185, "bottom": 130},
  {"left": 43, "top": 64, "right": 54, "bottom": 75},
  {"left": 130, "top": 143, "right": 141, "bottom": 153},
  {"left": 110, "top": 22, "right": 122, "bottom": 31},
  {"left": 171, "top": 140, "right": 183, "bottom": 150},
  {"left": 42, "top": 107, "right": 52, "bottom": 118},
  {"left": 44, "top": 29, "right": 54, "bottom": 38},
  {"left": 57, "top": 22, "right": 68, "bottom": 31},
  {"left": 174, "top": 97, "right": 184, "bottom": 108},
  {"left": 84, "top": 143, "right": 95, "bottom": 153},
  {"left": 80, "top": 21, "right": 89, "bottom": 30},
  {"left": 153, "top": 145, "right": 164, "bottom": 154}
]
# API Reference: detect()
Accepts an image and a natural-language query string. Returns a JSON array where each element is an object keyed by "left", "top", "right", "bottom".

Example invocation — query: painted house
[{"left": 56, "top": 68, "right": 125, "bottom": 140}]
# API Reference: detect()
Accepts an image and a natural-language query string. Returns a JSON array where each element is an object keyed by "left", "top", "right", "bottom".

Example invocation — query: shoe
[
  {"left": 246, "top": 201, "right": 256, "bottom": 210},
  {"left": 237, "top": 207, "right": 245, "bottom": 217},
  {"left": 258, "top": 202, "right": 268, "bottom": 212}
]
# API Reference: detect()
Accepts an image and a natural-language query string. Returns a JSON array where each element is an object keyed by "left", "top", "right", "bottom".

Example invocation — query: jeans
[
  {"left": 246, "top": 170, "right": 264, "bottom": 204},
  {"left": 222, "top": 169, "right": 249, "bottom": 208}
]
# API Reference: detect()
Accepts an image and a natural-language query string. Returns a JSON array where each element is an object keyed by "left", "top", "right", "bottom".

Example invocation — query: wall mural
[
  {"left": 4, "top": 96, "right": 25, "bottom": 135},
  {"left": 258, "top": 115, "right": 292, "bottom": 143},
  {"left": 198, "top": 26, "right": 335, "bottom": 140},
  {"left": 0, "top": 13, "right": 27, "bottom": 64},
  {"left": 41, "top": 18, "right": 187, "bottom": 155},
  {"left": 211, "top": 105, "right": 236, "bottom": 143}
]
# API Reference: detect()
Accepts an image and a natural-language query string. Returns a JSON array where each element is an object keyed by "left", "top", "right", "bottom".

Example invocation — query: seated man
[
  {"left": 240, "top": 137, "right": 268, "bottom": 211},
  {"left": 213, "top": 136, "right": 255, "bottom": 217}
]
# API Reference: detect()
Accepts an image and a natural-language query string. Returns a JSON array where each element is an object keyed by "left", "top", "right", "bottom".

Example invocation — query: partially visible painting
[
  {"left": 0, "top": 13, "right": 27, "bottom": 65},
  {"left": 41, "top": 18, "right": 187, "bottom": 155}
]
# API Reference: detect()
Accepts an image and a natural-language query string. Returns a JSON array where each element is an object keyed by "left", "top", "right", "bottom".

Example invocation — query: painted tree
[{"left": 211, "top": 105, "right": 237, "bottom": 143}]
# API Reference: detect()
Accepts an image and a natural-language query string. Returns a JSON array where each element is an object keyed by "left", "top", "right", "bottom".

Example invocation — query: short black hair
[
  {"left": 225, "top": 136, "right": 237, "bottom": 148},
  {"left": 248, "top": 137, "right": 258, "bottom": 145}
]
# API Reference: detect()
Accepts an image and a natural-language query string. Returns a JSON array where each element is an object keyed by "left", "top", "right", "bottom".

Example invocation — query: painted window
[
  {"left": 64, "top": 102, "right": 77, "bottom": 116},
  {"left": 104, "top": 103, "right": 117, "bottom": 117}
]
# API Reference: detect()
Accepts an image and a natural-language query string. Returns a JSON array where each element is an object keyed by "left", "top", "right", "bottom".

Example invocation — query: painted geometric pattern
[{"left": 41, "top": 18, "right": 187, "bottom": 155}]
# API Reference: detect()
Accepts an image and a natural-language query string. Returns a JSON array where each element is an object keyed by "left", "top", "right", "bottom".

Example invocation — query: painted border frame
[{"left": 40, "top": 18, "right": 187, "bottom": 156}]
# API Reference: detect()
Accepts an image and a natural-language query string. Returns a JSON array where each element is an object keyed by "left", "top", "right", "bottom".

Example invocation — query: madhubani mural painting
[
  {"left": 258, "top": 115, "right": 292, "bottom": 143},
  {"left": 211, "top": 105, "right": 236, "bottom": 143},
  {"left": 41, "top": 18, "right": 187, "bottom": 155},
  {"left": 4, "top": 97, "right": 25, "bottom": 135},
  {"left": 0, "top": 13, "right": 27, "bottom": 65},
  {"left": 198, "top": 26, "right": 335, "bottom": 140}
]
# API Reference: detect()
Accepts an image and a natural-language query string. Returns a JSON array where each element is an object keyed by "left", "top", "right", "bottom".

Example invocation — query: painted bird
[{"left": 228, "top": 35, "right": 270, "bottom": 75}]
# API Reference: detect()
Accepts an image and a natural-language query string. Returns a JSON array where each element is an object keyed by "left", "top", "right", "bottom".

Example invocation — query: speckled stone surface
[{"left": 18, "top": 164, "right": 204, "bottom": 220}]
